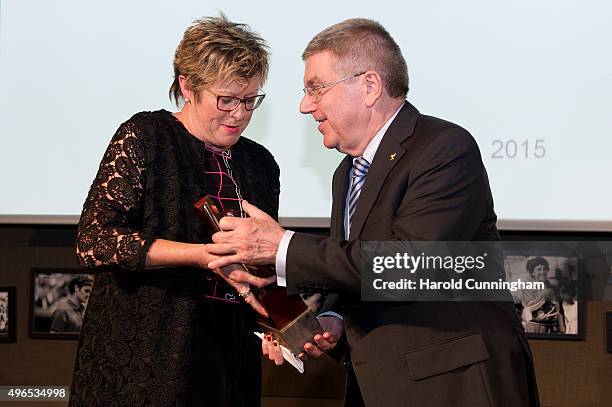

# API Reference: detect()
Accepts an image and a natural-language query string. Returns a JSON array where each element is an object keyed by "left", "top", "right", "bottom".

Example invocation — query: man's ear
[
  {"left": 363, "top": 71, "right": 383, "bottom": 107},
  {"left": 178, "top": 75, "right": 193, "bottom": 102}
]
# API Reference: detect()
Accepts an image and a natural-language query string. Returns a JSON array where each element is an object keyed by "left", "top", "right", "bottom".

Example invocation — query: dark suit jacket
[{"left": 286, "top": 102, "right": 539, "bottom": 407}]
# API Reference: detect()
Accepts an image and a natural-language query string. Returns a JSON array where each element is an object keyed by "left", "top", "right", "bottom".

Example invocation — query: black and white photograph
[
  {"left": 605, "top": 241, "right": 612, "bottom": 301},
  {"left": 30, "top": 269, "right": 94, "bottom": 339},
  {"left": 0, "top": 286, "right": 16, "bottom": 343},
  {"left": 505, "top": 254, "right": 583, "bottom": 340}
]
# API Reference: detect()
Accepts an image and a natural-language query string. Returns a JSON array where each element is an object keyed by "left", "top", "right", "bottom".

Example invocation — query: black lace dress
[{"left": 71, "top": 110, "right": 280, "bottom": 407}]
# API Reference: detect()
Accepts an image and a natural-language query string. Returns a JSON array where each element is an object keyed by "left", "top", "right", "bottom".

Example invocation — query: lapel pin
[{"left": 389, "top": 153, "right": 397, "bottom": 161}]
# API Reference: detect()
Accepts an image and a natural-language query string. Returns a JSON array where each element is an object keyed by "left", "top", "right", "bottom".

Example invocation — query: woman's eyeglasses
[{"left": 203, "top": 88, "right": 266, "bottom": 112}]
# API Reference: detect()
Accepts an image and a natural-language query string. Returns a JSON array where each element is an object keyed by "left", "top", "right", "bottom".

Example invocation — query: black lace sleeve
[{"left": 75, "top": 118, "right": 153, "bottom": 271}]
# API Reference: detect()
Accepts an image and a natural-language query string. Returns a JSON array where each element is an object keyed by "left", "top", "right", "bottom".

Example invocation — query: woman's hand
[
  {"left": 262, "top": 334, "right": 284, "bottom": 365},
  {"left": 199, "top": 245, "right": 273, "bottom": 318},
  {"left": 521, "top": 298, "right": 545, "bottom": 322},
  {"left": 214, "top": 264, "right": 273, "bottom": 319}
]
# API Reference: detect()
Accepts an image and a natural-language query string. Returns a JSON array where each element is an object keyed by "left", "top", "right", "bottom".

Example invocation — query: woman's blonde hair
[{"left": 169, "top": 14, "right": 269, "bottom": 105}]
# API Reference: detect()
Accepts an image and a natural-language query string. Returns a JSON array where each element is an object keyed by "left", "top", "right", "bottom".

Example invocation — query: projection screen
[{"left": 0, "top": 0, "right": 610, "bottom": 230}]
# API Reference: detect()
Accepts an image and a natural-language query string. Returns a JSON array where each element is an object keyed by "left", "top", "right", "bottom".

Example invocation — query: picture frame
[
  {"left": 0, "top": 286, "right": 16, "bottom": 343},
  {"left": 504, "top": 251, "right": 584, "bottom": 340},
  {"left": 29, "top": 268, "right": 94, "bottom": 339}
]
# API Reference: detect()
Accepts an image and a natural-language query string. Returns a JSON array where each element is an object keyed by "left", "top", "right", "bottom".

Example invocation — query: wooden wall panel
[{"left": 1, "top": 226, "right": 610, "bottom": 406}]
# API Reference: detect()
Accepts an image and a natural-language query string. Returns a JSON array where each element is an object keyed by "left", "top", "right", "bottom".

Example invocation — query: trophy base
[{"left": 258, "top": 309, "right": 324, "bottom": 355}]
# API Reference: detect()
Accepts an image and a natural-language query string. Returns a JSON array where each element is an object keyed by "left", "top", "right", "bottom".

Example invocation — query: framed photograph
[
  {"left": 605, "top": 241, "right": 612, "bottom": 301},
  {"left": 504, "top": 253, "right": 583, "bottom": 340},
  {"left": 30, "top": 269, "right": 94, "bottom": 339},
  {"left": 0, "top": 287, "right": 16, "bottom": 343}
]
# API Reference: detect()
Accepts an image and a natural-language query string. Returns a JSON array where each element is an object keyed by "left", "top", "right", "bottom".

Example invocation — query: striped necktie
[{"left": 348, "top": 156, "right": 370, "bottom": 228}]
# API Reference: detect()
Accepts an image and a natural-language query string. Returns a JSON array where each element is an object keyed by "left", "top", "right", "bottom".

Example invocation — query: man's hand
[
  {"left": 207, "top": 200, "right": 285, "bottom": 269},
  {"left": 298, "top": 316, "right": 343, "bottom": 359},
  {"left": 262, "top": 316, "right": 344, "bottom": 366}
]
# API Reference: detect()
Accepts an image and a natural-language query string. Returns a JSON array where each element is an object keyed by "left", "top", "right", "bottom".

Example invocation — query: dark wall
[
  {"left": 0, "top": 225, "right": 345, "bottom": 406},
  {"left": 0, "top": 225, "right": 610, "bottom": 406}
]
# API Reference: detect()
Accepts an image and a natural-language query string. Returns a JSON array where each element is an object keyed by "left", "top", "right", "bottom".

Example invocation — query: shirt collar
[
  {"left": 204, "top": 143, "right": 232, "bottom": 158},
  {"left": 355, "top": 101, "right": 405, "bottom": 165},
  {"left": 67, "top": 297, "right": 84, "bottom": 312}
]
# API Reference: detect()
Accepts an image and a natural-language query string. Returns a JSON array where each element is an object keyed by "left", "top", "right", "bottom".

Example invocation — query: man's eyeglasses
[
  {"left": 204, "top": 88, "right": 266, "bottom": 112},
  {"left": 302, "top": 72, "right": 366, "bottom": 102}
]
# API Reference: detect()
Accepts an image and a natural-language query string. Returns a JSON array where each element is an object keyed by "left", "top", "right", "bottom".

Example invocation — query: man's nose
[{"left": 299, "top": 94, "right": 316, "bottom": 114}]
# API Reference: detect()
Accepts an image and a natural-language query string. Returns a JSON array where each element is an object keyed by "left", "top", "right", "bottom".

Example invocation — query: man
[
  {"left": 50, "top": 275, "right": 93, "bottom": 333},
  {"left": 209, "top": 18, "right": 539, "bottom": 407}
]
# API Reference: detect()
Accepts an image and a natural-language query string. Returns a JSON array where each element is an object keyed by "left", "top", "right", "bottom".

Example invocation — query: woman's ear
[{"left": 178, "top": 75, "right": 193, "bottom": 103}]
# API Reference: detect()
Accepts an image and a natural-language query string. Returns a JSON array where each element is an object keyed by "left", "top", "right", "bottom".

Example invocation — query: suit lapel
[
  {"left": 331, "top": 155, "right": 352, "bottom": 239},
  {"left": 349, "top": 102, "right": 420, "bottom": 239}
]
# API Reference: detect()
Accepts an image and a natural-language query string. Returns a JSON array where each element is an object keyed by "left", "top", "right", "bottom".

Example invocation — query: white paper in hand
[{"left": 254, "top": 332, "right": 304, "bottom": 373}]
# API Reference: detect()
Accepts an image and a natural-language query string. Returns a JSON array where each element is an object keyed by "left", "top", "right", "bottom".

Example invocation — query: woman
[
  {"left": 71, "top": 15, "right": 278, "bottom": 406},
  {"left": 520, "top": 257, "right": 561, "bottom": 334}
]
